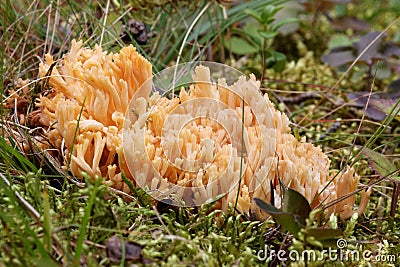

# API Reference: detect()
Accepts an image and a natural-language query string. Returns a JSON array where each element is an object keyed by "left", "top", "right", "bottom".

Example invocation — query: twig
[
  {"left": 49, "top": 0, "right": 60, "bottom": 53},
  {"left": 99, "top": 0, "right": 111, "bottom": 46}
]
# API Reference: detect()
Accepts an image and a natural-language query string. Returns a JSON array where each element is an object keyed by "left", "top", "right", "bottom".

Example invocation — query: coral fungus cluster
[{"left": 35, "top": 40, "right": 369, "bottom": 220}]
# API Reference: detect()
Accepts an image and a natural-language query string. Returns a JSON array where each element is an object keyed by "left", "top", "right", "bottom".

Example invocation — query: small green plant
[
  {"left": 226, "top": 4, "right": 297, "bottom": 80},
  {"left": 254, "top": 179, "right": 342, "bottom": 244}
]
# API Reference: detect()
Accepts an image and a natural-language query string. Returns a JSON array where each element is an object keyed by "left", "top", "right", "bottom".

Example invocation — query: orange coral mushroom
[
  {"left": 35, "top": 41, "right": 370, "bottom": 220},
  {"left": 37, "top": 40, "right": 151, "bottom": 191}
]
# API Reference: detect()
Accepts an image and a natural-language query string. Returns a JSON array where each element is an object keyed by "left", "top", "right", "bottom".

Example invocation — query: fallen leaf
[
  {"left": 331, "top": 16, "right": 370, "bottom": 32},
  {"left": 106, "top": 235, "right": 144, "bottom": 263},
  {"left": 322, "top": 50, "right": 355, "bottom": 67},
  {"left": 371, "top": 98, "right": 400, "bottom": 114},
  {"left": 387, "top": 78, "right": 400, "bottom": 97},
  {"left": 347, "top": 92, "right": 387, "bottom": 121},
  {"left": 383, "top": 43, "right": 400, "bottom": 58},
  {"left": 354, "top": 31, "right": 385, "bottom": 62},
  {"left": 301, "top": 0, "right": 352, "bottom": 12}
]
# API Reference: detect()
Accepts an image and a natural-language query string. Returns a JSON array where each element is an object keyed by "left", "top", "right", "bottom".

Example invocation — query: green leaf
[
  {"left": 272, "top": 213, "right": 302, "bottom": 235},
  {"left": 256, "top": 192, "right": 341, "bottom": 241},
  {"left": 242, "top": 22, "right": 263, "bottom": 45},
  {"left": 73, "top": 175, "right": 103, "bottom": 266},
  {"left": 361, "top": 147, "right": 398, "bottom": 179},
  {"left": 393, "top": 28, "right": 400, "bottom": 43},
  {"left": 373, "top": 63, "right": 391, "bottom": 80},
  {"left": 334, "top": 3, "right": 347, "bottom": 17},
  {"left": 253, "top": 197, "right": 282, "bottom": 214},
  {"left": 244, "top": 9, "right": 263, "bottom": 24},
  {"left": 306, "top": 228, "right": 343, "bottom": 241},
  {"left": 328, "top": 34, "right": 353, "bottom": 50},
  {"left": 258, "top": 30, "right": 278, "bottom": 39},
  {"left": 271, "top": 51, "right": 286, "bottom": 72},
  {"left": 271, "top": 17, "right": 299, "bottom": 32},
  {"left": 279, "top": 178, "right": 312, "bottom": 225},
  {"left": 261, "top": 5, "right": 280, "bottom": 24},
  {"left": 204, "top": 193, "right": 226, "bottom": 205},
  {"left": 273, "top": 1, "right": 303, "bottom": 34},
  {"left": 265, "top": 55, "right": 276, "bottom": 68},
  {"left": 253, "top": 198, "right": 302, "bottom": 235},
  {"left": 306, "top": 228, "right": 343, "bottom": 247},
  {"left": 225, "top": 37, "right": 259, "bottom": 55}
]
